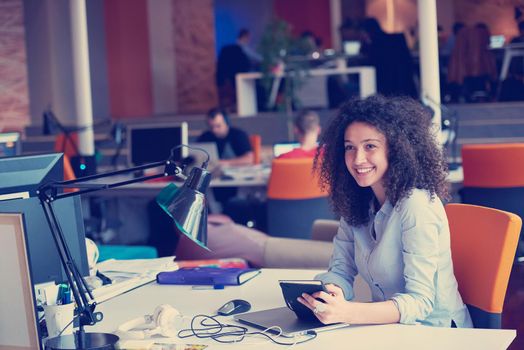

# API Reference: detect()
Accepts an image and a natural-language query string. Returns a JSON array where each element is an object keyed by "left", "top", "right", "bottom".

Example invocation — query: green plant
[{"left": 258, "top": 18, "right": 312, "bottom": 112}]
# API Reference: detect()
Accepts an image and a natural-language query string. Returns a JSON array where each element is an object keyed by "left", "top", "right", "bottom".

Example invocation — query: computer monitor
[
  {"left": 0, "top": 196, "right": 89, "bottom": 284},
  {"left": 343, "top": 41, "right": 361, "bottom": 56},
  {"left": 0, "top": 153, "right": 63, "bottom": 200},
  {"left": 0, "top": 152, "right": 89, "bottom": 284},
  {"left": 490, "top": 35, "right": 505, "bottom": 49},
  {"left": 273, "top": 142, "right": 301, "bottom": 158},
  {"left": 127, "top": 122, "right": 189, "bottom": 166},
  {"left": 188, "top": 142, "right": 220, "bottom": 171},
  {"left": 0, "top": 132, "right": 21, "bottom": 157}
]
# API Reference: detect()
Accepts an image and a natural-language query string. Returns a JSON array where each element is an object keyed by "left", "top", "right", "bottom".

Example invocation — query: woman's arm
[
  {"left": 299, "top": 284, "right": 400, "bottom": 324},
  {"left": 315, "top": 219, "right": 358, "bottom": 300}
]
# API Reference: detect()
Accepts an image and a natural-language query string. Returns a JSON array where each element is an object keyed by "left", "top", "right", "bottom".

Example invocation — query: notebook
[
  {"left": 234, "top": 307, "right": 349, "bottom": 337},
  {"left": 156, "top": 267, "right": 261, "bottom": 286}
]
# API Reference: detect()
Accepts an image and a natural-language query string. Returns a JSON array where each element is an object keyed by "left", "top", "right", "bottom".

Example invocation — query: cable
[
  {"left": 56, "top": 313, "right": 79, "bottom": 337},
  {"left": 177, "top": 314, "right": 317, "bottom": 346}
]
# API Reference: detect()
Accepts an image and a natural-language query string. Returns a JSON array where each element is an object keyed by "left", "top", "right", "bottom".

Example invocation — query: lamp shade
[{"left": 156, "top": 167, "right": 211, "bottom": 250}]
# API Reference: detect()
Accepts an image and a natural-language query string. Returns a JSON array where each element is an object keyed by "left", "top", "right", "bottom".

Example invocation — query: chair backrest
[
  {"left": 445, "top": 203, "right": 521, "bottom": 328},
  {"left": 267, "top": 158, "right": 327, "bottom": 200},
  {"left": 462, "top": 143, "right": 524, "bottom": 188},
  {"left": 311, "top": 219, "right": 339, "bottom": 242},
  {"left": 54, "top": 132, "right": 79, "bottom": 159},
  {"left": 266, "top": 158, "right": 333, "bottom": 238},
  {"left": 460, "top": 143, "right": 524, "bottom": 252},
  {"left": 54, "top": 133, "right": 79, "bottom": 192}
]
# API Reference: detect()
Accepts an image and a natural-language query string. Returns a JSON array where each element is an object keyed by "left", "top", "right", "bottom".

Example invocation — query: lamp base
[{"left": 45, "top": 332, "right": 119, "bottom": 350}]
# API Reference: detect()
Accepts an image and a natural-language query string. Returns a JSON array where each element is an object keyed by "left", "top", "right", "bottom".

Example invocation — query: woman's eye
[
  {"left": 365, "top": 144, "right": 377, "bottom": 150},
  {"left": 344, "top": 145, "right": 354, "bottom": 151}
]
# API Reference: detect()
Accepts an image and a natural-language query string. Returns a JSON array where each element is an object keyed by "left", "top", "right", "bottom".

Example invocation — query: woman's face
[{"left": 344, "top": 122, "right": 388, "bottom": 200}]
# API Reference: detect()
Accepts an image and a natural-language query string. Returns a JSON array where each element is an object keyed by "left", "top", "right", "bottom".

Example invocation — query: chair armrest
[{"left": 311, "top": 219, "right": 339, "bottom": 241}]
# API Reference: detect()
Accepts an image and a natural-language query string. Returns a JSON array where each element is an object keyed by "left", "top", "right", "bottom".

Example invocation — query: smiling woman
[{"left": 297, "top": 95, "right": 473, "bottom": 328}]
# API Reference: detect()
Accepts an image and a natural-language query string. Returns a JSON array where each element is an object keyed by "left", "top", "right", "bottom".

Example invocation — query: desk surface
[
  {"left": 88, "top": 268, "right": 515, "bottom": 350},
  {"left": 81, "top": 165, "right": 270, "bottom": 198},
  {"left": 83, "top": 165, "right": 463, "bottom": 198}
]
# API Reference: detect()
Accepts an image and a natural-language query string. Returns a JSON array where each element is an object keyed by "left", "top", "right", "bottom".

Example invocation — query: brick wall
[
  {"left": 172, "top": 0, "right": 218, "bottom": 114},
  {"left": 0, "top": 0, "right": 29, "bottom": 132}
]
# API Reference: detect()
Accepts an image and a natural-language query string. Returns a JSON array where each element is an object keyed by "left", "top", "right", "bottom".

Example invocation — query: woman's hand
[{"left": 297, "top": 284, "right": 354, "bottom": 324}]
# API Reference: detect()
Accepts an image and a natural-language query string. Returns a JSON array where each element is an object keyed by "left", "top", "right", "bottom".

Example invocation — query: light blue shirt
[{"left": 317, "top": 189, "right": 473, "bottom": 327}]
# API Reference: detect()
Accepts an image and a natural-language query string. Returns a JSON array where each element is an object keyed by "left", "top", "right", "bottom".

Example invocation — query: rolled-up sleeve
[
  {"left": 315, "top": 219, "right": 358, "bottom": 300},
  {"left": 391, "top": 218, "right": 440, "bottom": 324}
]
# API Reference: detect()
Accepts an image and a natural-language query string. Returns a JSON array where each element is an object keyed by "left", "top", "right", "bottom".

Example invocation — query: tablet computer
[{"left": 279, "top": 280, "right": 326, "bottom": 321}]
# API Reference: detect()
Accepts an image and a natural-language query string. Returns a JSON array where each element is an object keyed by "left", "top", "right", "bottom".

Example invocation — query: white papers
[
  {"left": 93, "top": 256, "right": 178, "bottom": 303},
  {"left": 97, "top": 256, "right": 177, "bottom": 275}
]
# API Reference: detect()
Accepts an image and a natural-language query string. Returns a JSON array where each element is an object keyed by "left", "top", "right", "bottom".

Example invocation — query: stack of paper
[{"left": 93, "top": 256, "right": 177, "bottom": 303}]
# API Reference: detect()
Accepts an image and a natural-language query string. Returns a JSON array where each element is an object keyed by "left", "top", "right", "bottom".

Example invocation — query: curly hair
[{"left": 314, "top": 95, "right": 449, "bottom": 226}]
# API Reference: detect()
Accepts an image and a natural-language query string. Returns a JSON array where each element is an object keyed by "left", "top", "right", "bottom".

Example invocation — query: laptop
[
  {"left": 273, "top": 142, "right": 300, "bottom": 158},
  {"left": 188, "top": 142, "right": 220, "bottom": 171},
  {"left": 235, "top": 306, "right": 349, "bottom": 337}
]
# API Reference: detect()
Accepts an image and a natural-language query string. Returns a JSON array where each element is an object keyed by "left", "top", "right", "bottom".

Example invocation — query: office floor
[{"left": 503, "top": 262, "right": 524, "bottom": 350}]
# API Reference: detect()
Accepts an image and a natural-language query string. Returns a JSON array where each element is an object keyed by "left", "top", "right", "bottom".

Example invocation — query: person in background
[
  {"left": 298, "top": 95, "right": 473, "bottom": 328},
  {"left": 510, "top": 21, "right": 524, "bottom": 44},
  {"left": 359, "top": 18, "right": 417, "bottom": 98},
  {"left": 237, "top": 28, "right": 262, "bottom": 68},
  {"left": 198, "top": 108, "right": 253, "bottom": 167},
  {"left": 442, "top": 22, "right": 465, "bottom": 56},
  {"left": 279, "top": 110, "right": 321, "bottom": 159},
  {"left": 198, "top": 108, "right": 253, "bottom": 212}
]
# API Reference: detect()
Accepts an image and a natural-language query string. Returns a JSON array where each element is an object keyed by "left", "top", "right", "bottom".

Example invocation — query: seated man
[
  {"left": 198, "top": 108, "right": 253, "bottom": 210},
  {"left": 198, "top": 108, "right": 253, "bottom": 166},
  {"left": 279, "top": 110, "right": 321, "bottom": 159}
]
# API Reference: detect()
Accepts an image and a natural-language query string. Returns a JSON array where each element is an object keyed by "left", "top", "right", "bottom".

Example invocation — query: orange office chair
[
  {"left": 54, "top": 133, "right": 80, "bottom": 192},
  {"left": 54, "top": 132, "right": 79, "bottom": 159},
  {"left": 460, "top": 143, "right": 524, "bottom": 259},
  {"left": 445, "top": 203, "right": 521, "bottom": 329},
  {"left": 266, "top": 158, "right": 335, "bottom": 239},
  {"left": 249, "top": 134, "right": 261, "bottom": 165}
]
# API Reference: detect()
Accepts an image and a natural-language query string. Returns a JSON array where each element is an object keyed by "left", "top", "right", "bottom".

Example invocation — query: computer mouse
[{"left": 217, "top": 299, "right": 251, "bottom": 316}]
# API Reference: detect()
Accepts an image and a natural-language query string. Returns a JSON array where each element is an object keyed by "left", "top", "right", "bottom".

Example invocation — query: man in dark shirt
[
  {"left": 198, "top": 108, "right": 253, "bottom": 213},
  {"left": 198, "top": 108, "right": 253, "bottom": 166}
]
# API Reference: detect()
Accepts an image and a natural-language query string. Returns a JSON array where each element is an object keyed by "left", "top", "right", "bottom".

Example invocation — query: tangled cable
[{"left": 177, "top": 314, "right": 317, "bottom": 346}]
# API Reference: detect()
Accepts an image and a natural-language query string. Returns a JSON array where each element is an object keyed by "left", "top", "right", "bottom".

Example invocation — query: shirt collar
[{"left": 370, "top": 198, "right": 394, "bottom": 217}]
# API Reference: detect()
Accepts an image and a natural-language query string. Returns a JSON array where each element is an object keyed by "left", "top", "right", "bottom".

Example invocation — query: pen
[
  {"left": 61, "top": 286, "right": 71, "bottom": 304},
  {"left": 192, "top": 284, "right": 225, "bottom": 290},
  {"left": 56, "top": 284, "right": 68, "bottom": 305}
]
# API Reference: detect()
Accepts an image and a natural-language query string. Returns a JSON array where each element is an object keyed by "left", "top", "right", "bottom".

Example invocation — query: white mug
[{"left": 43, "top": 303, "right": 75, "bottom": 338}]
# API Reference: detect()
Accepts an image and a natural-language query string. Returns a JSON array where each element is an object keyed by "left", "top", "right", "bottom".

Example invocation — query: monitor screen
[
  {"left": 128, "top": 122, "right": 189, "bottom": 166},
  {"left": 0, "top": 153, "right": 63, "bottom": 199},
  {"left": 273, "top": 142, "right": 301, "bottom": 157},
  {"left": 343, "top": 41, "right": 361, "bottom": 56},
  {"left": 490, "top": 35, "right": 505, "bottom": 49},
  {"left": 0, "top": 132, "right": 21, "bottom": 157}
]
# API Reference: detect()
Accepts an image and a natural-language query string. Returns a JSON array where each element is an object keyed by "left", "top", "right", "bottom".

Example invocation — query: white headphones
[{"left": 116, "top": 304, "right": 183, "bottom": 340}]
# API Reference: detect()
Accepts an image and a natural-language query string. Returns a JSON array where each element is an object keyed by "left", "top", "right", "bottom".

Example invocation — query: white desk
[
  {"left": 499, "top": 43, "right": 524, "bottom": 81},
  {"left": 82, "top": 165, "right": 271, "bottom": 198},
  {"left": 87, "top": 268, "right": 515, "bottom": 350},
  {"left": 236, "top": 66, "right": 376, "bottom": 116},
  {"left": 84, "top": 165, "right": 462, "bottom": 198}
]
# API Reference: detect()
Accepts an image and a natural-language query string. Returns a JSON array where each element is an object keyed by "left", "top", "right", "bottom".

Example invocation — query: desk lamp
[{"left": 37, "top": 146, "right": 211, "bottom": 350}]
